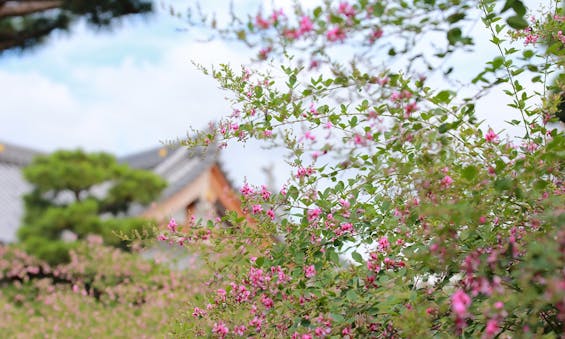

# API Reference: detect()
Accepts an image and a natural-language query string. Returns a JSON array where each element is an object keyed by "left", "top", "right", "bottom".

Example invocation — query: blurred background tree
[
  {"left": 18, "top": 150, "right": 166, "bottom": 264},
  {"left": 0, "top": 0, "right": 152, "bottom": 52}
]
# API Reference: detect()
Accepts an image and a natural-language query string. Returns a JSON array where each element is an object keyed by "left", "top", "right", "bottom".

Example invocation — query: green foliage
[
  {"left": 23, "top": 150, "right": 116, "bottom": 197},
  {"left": 18, "top": 149, "right": 166, "bottom": 264}
]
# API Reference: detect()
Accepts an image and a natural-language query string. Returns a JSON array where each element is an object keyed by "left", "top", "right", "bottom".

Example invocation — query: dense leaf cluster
[{"left": 18, "top": 150, "right": 166, "bottom": 264}]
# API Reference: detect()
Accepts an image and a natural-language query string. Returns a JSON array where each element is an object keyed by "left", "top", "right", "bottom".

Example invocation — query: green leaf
[
  {"left": 313, "top": 6, "right": 322, "bottom": 18},
  {"left": 447, "top": 28, "right": 462, "bottom": 45},
  {"left": 438, "top": 123, "right": 450, "bottom": 133},
  {"left": 447, "top": 13, "right": 465, "bottom": 24},
  {"left": 346, "top": 289, "right": 359, "bottom": 301},
  {"left": 522, "top": 49, "right": 534, "bottom": 59},
  {"left": 506, "top": 15, "right": 528, "bottom": 30},
  {"left": 500, "top": 0, "right": 515, "bottom": 13},
  {"left": 351, "top": 251, "right": 364, "bottom": 264},
  {"left": 330, "top": 313, "right": 345, "bottom": 323},
  {"left": 461, "top": 165, "right": 478, "bottom": 181},
  {"left": 492, "top": 56, "right": 504, "bottom": 69},
  {"left": 511, "top": 0, "right": 526, "bottom": 17}
]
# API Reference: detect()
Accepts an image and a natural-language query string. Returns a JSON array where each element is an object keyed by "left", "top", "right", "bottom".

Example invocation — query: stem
[{"left": 478, "top": 1, "right": 531, "bottom": 140}]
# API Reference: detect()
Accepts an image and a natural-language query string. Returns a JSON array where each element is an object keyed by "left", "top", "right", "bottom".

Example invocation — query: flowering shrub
[
  {"left": 0, "top": 239, "right": 207, "bottom": 337},
  {"left": 166, "top": 0, "right": 565, "bottom": 337}
]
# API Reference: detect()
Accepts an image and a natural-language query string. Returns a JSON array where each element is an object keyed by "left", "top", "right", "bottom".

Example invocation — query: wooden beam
[{"left": 0, "top": 1, "right": 62, "bottom": 18}]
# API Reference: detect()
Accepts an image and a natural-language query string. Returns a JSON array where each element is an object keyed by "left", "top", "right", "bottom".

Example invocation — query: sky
[
  {"left": 0, "top": 0, "right": 549, "bottom": 188},
  {"left": 0, "top": 0, "right": 287, "bottom": 186}
]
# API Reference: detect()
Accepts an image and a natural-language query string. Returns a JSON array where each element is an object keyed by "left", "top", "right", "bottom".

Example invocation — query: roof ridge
[{"left": 0, "top": 140, "right": 44, "bottom": 167}]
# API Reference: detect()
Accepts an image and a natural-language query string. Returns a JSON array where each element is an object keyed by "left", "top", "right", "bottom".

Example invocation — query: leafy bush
[{"left": 159, "top": 0, "right": 565, "bottom": 337}]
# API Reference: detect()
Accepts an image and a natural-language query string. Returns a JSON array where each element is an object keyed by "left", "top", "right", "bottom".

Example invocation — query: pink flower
[
  {"left": 390, "top": 92, "right": 401, "bottom": 101},
  {"left": 192, "top": 307, "right": 206, "bottom": 318},
  {"left": 284, "top": 28, "right": 300, "bottom": 40},
  {"left": 260, "top": 294, "right": 274, "bottom": 309},
  {"left": 485, "top": 319, "right": 498, "bottom": 337},
  {"left": 353, "top": 134, "right": 365, "bottom": 145},
  {"left": 212, "top": 322, "right": 229, "bottom": 338},
  {"left": 304, "top": 131, "right": 316, "bottom": 141},
  {"left": 216, "top": 289, "right": 227, "bottom": 302},
  {"left": 309, "top": 103, "right": 319, "bottom": 115},
  {"left": 240, "top": 183, "right": 255, "bottom": 197},
  {"left": 234, "top": 325, "right": 247, "bottom": 336},
  {"left": 524, "top": 33, "right": 538, "bottom": 45},
  {"left": 296, "top": 166, "right": 315, "bottom": 178},
  {"left": 299, "top": 16, "right": 314, "bottom": 34},
  {"left": 484, "top": 129, "right": 498, "bottom": 143},
  {"left": 261, "top": 185, "right": 272, "bottom": 200},
  {"left": 326, "top": 27, "right": 346, "bottom": 42},
  {"left": 338, "top": 2, "right": 356, "bottom": 17},
  {"left": 557, "top": 31, "right": 565, "bottom": 43},
  {"left": 249, "top": 267, "right": 269, "bottom": 289},
  {"left": 264, "top": 130, "right": 273, "bottom": 137},
  {"left": 266, "top": 209, "right": 275, "bottom": 220},
  {"left": 315, "top": 327, "right": 331, "bottom": 336},
  {"left": 405, "top": 102, "right": 418, "bottom": 117},
  {"left": 157, "top": 233, "right": 168, "bottom": 241},
  {"left": 252, "top": 204, "right": 263, "bottom": 214},
  {"left": 231, "top": 283, "right": 251, "bottom": 303},
  {"left": 259, "top": 46, "right": 273, "bottom": 60},
  {"left": 255, "top": 14, "right": 270, "bottom": 29},
  {"left": 369, "top": 28, "right": 383, "bottom": 42},
  {"left": 167, "top": 217, "right": 178, "bottom": 232},
  {"left": 441, "top": 175, "right": 454, "bottom": 187},
  {"left": 342, "top": 327, "right": 352, "bottom": 336},
  {"left": 451, "top": 289, "right": 471, "bottom": 318},
  {"left": 304, "top": 265, "right": 316, "bottom": 278},
  {"left": 308, "top": 207, "right": 322, "bottom": 222},
  {"left": 523, "top": 140, "right": 538, "bottom": 152},
  {"left": 271, "top": 8, "right": 284, "bottom": 23},
  {"left": 377, "top": 236, "right": 390, "bottom": 252},
  {"left": 340, "top": 222, "right": 353, "bottom": 233},
  {"left": 250, "top": 316, "right": 263, "bottom": 331}
]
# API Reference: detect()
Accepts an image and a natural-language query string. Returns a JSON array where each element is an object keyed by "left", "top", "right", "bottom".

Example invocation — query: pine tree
[{"left": 18, "top": 149, "right": 166, "bottom": 264}]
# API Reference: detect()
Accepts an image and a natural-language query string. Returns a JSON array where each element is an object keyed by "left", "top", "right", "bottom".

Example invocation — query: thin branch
[{"left": 0, "top": 0, "right": 61, "bottom": 18}]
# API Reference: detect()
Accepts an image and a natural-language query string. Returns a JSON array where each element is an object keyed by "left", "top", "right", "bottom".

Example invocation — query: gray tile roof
[
  {"left": 120, "top": 144, "right": 220, "bottom": 203},
  {"left": 0, "top": 141, "right": 43, "bottom": 167},
  {"left": 118, "top": 145, "right": 176, "bottom": 171}
]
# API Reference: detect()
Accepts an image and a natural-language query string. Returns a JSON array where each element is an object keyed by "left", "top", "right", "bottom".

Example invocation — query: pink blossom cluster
[
  {"left": 296, "top": 166, "right": 315, "bottom": 178},
  {"left": 484, "top": 128, "right": 498, "bottom": 143},
  {"left": 451, "top": 289, "right": 471, "bottom": 331},
  {"left": 304, "top": 265, "right": 316, "bottom": 278},
  {"left": 523, "top": 27, "right": 539, "bottom": 45}
]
